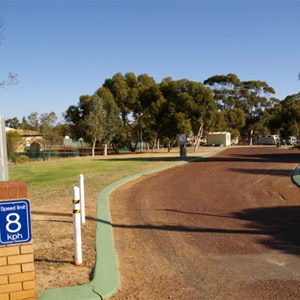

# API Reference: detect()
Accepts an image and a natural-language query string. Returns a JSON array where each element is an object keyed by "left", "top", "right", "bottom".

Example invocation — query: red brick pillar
[{"left": 0, "top": 180, "right": 36, "bottom": 300}]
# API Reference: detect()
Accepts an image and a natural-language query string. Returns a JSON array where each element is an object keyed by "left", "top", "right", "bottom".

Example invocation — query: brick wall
[{"left": 0, "top": 181, "right": 36, "bottom": 300}]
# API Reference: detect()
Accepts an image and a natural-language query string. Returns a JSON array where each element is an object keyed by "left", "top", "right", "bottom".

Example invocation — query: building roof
[{"left": 5, "top": 127, "right": 43, "bottom": 137}]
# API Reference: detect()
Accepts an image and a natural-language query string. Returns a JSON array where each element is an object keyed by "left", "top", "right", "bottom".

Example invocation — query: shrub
[
  {"left": 292, "top": 144, "right": 300, "bottom": 150},
  {"left": 6, "top": 131, "right": 23, "bottom": 162},
  {"left": 15, "top": 155, "right": 29, "bottom": 164}
]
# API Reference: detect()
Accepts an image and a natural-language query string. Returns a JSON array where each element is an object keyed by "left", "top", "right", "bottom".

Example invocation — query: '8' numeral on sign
[{"left": 6, "top": 213, "right": 22, "bottom": 233}]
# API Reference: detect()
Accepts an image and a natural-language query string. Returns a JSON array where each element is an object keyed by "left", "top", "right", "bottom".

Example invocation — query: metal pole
[
  {"left": 79, "top": 174, "right": 85, "bottom": 225},
  {"left": 73, "top": 186, "right": 82, "bottom": 265},
  {"left": 0, "top": 116, "right": 9, "bottom": 181}
]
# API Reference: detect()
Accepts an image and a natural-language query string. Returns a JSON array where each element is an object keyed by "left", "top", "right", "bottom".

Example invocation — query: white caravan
[{"left": 256, "top": 135, "right": 280, "bottom": 145}]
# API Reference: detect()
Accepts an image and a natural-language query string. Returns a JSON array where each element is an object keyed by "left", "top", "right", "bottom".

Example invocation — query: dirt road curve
[{"left": 109, "top": 147, "right": 300, "bottom": 300}]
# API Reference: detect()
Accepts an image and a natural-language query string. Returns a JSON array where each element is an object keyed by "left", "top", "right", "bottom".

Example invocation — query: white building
[{"left": 207, "top": 132, "right": 231, "bottom": 146}]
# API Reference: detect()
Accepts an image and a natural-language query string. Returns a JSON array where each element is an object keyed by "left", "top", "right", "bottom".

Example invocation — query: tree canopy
[
  {"left": 268, "top": 93, "right": 300, "bottom": 138},
  {"left": 65, "top": 91, "right": 121, "bottom": 155},
  {"left": 9, "top": 70, "right": 300, "bottom": 154},
  {"left": 204, "top": 74, "right": 276, "bottom": 144}
]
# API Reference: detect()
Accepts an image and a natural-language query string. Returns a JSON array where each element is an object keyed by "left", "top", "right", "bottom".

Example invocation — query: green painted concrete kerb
[
  {"left": 38, "top": 149, "right": 224, "bottom": 300},
  {"left": 292, "top": 164, "right": 300, "bottom": 188}
]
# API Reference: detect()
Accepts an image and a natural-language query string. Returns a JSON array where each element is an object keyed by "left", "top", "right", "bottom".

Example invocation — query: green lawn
[{"left": 8, "top": 155, "right": 183, "bottom": 202}]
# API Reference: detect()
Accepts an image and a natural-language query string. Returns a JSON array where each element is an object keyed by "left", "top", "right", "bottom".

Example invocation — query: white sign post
[{"left": 0, "top": 115, "right": 9, "bottom": 181}]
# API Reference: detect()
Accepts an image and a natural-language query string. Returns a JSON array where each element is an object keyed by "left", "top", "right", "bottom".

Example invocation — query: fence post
[
  {"left": 72, "top": 186, "right": 82, "bottom": 265},
  {"left": 79, "top": 174, "right": 86, "bottom": 225},
  {"left": 0, "top": 115, "right": 9, "bottom": 181}
]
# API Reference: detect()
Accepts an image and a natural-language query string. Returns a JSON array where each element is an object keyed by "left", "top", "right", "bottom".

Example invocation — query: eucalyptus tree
[
  {"left": 224, "top": 108, "right": 246, "bottom": 133},
  {"left": 239, "top": 80, "right": 276, "bottom": 144},
  {"left": 83, "top": 96, "right": 107, "bottom": 157},
  {"left": 96, "top": 87, "right": 123, "bottom": 155},
  {"left": 103, "top": 72, "right": 163, "bottom": 151},
  {"left": 65, "top": 92, "right": 121, "bottom": 156},
  {"left": 214, "top": 108, "right": 246, "bottom": 140},
  {"left": 204, "top": 73, "right": 241, "bottom": 110},
  {"left": 204, "top": 74, "right": 276, "bottom": 144},
  {"left": 27, "top": 112, "right": 40, "bottom": 131},
  {"left": 64, "top": 94, "right": 102, "bottom": 140},
  {"left": 159, "top": 78, "right": 216, "bottom": 151},
  {"left": 20, "top": 117, "right": 31, "bottom": 130},
  {"left": 154, "top": 98, "right": 191, "bottom": 151},
  {"left": 135, "top": 74, "right": 165, "bottom": 149},
  {"left": 282, "top": 93, "right": 300, "bottom": 137},
  {"left": 186, "top": 81, "right": 216, "bottom": 150},
  {"left": 103, "top": 72, "right": 138, "bottom": 151},
  {"left": 39, "top": 112, "right": 60, "bottom": 149},
  {"left": 22, "top": 112, "right": 61, "bottom": 152},
  {"left": 268, "top": 93, "right": 300, "bottom": 139},
  {"left": 64, "top": 102, "right": 85, "bottom": 140},
  {"left": 40, "top": 112, "right": 58, "bottom": 131},
  {"left": 5, "top": 117, "right": 20, "bottom": 129},
  {"left": 204, "top": 74, "right": 246, "bottom": 141}
]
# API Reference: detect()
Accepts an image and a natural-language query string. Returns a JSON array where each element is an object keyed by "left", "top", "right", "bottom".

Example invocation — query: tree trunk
[
  {"left": 248, "top": 129, "right": 254, "bottom": 146},
  {"left": 154, "top": 138, "right": 160, "bottom": 150},
  {"left": 167, "top": 141, "right": 172, "bottom": 152},
  {"left": 103, "top": 144, "right": 108, "bottom": 156},
  {"left": 193, "top": 123, "right": 204, "bottom": 152},
  {"left": 92, "top": 140, "right": 96, "bottom": 157}
]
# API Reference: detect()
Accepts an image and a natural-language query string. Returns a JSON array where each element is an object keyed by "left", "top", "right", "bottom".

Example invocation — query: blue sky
[{"left": 0, "top": 0, "right": 299, "bottom": 121}]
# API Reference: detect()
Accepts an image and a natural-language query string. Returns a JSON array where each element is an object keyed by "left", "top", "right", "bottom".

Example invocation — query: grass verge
[{"left": 9, "top": 154, "right": 185, "bottom": 193}]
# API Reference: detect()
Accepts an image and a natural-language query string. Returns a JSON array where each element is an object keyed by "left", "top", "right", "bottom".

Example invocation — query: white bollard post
[
  {"left": 73, "top": 186, "right": 82, "bottom": 265},
  {"left": 79, "top": 174, "right": 86, "bottom": 225}
]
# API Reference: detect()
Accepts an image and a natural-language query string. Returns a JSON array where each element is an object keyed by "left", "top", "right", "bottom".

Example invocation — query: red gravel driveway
[{"left": 110, "top": 147, "right": 300, "bottom": 299}]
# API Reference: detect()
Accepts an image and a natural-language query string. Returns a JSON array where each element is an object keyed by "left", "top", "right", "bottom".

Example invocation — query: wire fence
[{"left": 17, "top": 146, "right": 116, "bottom": 160}]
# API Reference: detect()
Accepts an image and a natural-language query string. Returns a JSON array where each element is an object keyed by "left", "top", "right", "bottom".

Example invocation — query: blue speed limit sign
[{"left": 0, "top": 199, "right": 32, "bottom": 245}]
